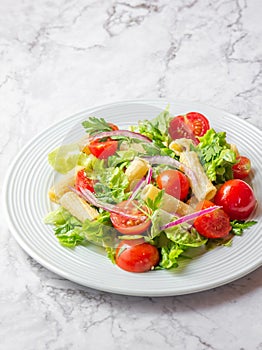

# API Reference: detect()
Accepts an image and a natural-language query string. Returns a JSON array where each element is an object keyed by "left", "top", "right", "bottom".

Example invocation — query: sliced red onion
[
  {"left": 128, "top": 177, "right": 146, "bottom": 201},
  {"left": 71, "top": 186, "right": 147, "bottom": 220},
  {"left": 160, "top": 205, "right": 222, "bottom": 230},
  {"left": 89, "top": 130, "right": 152, "bottom": 143},
  {"left": 141, "top": 155, "right": 197, "bottom": 184},
  {"left": 146, "top": 167, "right": 153, "bottom": 184},
  {"left": 128, "top": 167, "right": 153, "bottom": 201}
]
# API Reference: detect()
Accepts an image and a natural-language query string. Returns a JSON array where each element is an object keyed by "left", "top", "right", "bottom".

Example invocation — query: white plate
[{"left": 3, "top": 99, "right": 262, "bottom": 296}]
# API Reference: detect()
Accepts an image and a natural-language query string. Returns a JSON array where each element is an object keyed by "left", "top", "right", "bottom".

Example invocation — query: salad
[{"left": 45, "top": 109, "right": 257, "bottom": 273}]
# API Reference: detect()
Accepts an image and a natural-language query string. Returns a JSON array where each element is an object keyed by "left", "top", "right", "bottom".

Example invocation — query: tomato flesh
[
  {"left": 116, "top": 239, "right": 159, "bottom": 272},
  {"left": 75, "top": 169, "right": 95, "bottom": 193},
  {"left": 156, "top": 169, "right": 190, "bottom": 201},
  {"left": 214, "top": 179, "right": 256, "bottom": 220},
  {"left": 110, "top": 200, "right": 151, "bottom": 235},
  {"left": 193, "top": 200, "right": 231, "bottom": 239},
  {"left": 89, "top": 137, "right": 118, "bottom": 159},
  {"left": 169, "top": 112, "right": 210, "bottom": 143},
  {"left": 232, "top": 156, "right": 251, "bottom": 179},
  {"left": 185, "top": 112, "right": 210, "bottom": 137}
]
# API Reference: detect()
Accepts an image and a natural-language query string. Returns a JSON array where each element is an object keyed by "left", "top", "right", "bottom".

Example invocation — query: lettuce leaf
[
  {"left": 48, "top": 144, "right": 80, "bottom": 174},
  {"left": 196, "top": 129, "right": 237, "bottom": 184}
]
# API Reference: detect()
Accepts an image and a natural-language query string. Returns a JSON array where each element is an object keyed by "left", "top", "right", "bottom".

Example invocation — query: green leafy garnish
[
  {"left": 230, "top": 220, "right": 257, "bottom": 236},
  {"left": 94, "top": 166, "right": 130, "bottom": 203},
  {"left": 82, "top": 117, "right": 115, "bottom": 135},
  {"left": 144, "top": 190, "right": 164, "bottom": 212},
  {"left": 196, "top": 129, "right": 237, "bottom": 184}
]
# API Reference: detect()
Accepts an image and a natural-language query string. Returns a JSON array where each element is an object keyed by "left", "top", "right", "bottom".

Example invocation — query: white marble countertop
[{"left": 1, "top": 0, "right": 262, "bottom": 349}]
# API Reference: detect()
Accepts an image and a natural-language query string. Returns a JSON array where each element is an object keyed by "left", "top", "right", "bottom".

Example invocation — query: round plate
[{"left": 3, "top": 99, "right": 262, "bottom": 296}]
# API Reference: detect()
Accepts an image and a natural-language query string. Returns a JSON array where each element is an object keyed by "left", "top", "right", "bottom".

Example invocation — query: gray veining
[{"left": 1, "top": 0, "right": 262, "bottom": 349}]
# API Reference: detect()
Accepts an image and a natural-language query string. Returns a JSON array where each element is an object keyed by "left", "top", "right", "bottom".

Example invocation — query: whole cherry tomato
[
  {"left": 156, "top": 169, "right": 190, "bottom": 201},
  {"left": 214, "top": 179, "right": 256, "bottom": 220},
  {"left": 110, "top": 200, "right": 151, "bottom": 235},
  {"left": 116, "top": 239, "right": 159, "bottom": 273},
  {"left": 232, "top": 156, "right": 251, "bottom": 179},
  {"left": 193, "top": 200, "right": 231, "bottom": 239}
]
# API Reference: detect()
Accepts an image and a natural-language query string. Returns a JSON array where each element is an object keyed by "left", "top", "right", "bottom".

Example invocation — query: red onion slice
[
  {"left": 71, "top": 186, "right": 147, "bottom": 220},
  {"left": 160, "top": 205, "right": 221, "bottom": 230},
  {"left": 89, "top": 130, "right": 152, "bottom": 143},
  {"left": 141, "top": 155, "right": 198, "bottom": 185}
]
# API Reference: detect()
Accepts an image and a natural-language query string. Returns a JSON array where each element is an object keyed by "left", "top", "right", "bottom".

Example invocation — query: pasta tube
[
  {"left": 48, "top": 166, "right": 84, "bottom": 203},
  {"left": 125, "top": 157, "right": 150, "bottom": 189},
  {"left": 141, "top": 184, "right": 194, "bottom": 216},
  {"left": 59, "top": 191, "right": 99, "bottom": 222},
  {"left": 179, "top": 151, "right": 217, "bottom": 201}
]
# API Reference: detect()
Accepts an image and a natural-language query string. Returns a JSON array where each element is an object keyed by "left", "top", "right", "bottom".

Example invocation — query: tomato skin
[
  {"left": 156, "top": 169, "right": 190, "bottom": 201},
  {"left": 193, "top": 200, "right": 231, "bottom": 239},
  {"left": 169, "top": 112, "right": 210, "bottom": 143},
  {"left": 116, "top": 239, "right": 159, "bottom": 273},
  {"left": 89, "top": 138, "right": 118, "bottom": 159},
  {"left": 110, "top": 200, "right": 151, "bottom": 235},
  {"left": 185, "top": 112, "right": 210, "bottom": 137},
  {"left": 75, "top": 169, "right": 95, "bottom": 193},
  {"left": 232, "top": 156, "right": 251, "bottom": 179},
  {"left": 108, "top": 123, "right": 119, "bottom": 131},
  {"left": 169, "top": 116, "right": 198, "bottom": 142},
  {"left": 214, "top": 179, "right": 256, "bottom": 220}
]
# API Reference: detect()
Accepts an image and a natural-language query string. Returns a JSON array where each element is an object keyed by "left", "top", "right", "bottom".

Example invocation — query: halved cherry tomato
[
  {"left": 110, "top": 200, "right": 151, "bottom": 235},
  {"left": 75, "top": 169, "right": 95, "bottom": 193},
  {"left": 89, "top": 137, "right": 118, "bottom": 159},
  {"left": 116, "top": 239, "right": 159, "bottom": 272},
  {"left": 232, "top": 156, "right": 251, "bottom": 179},
  {"left": 169, "top": 112, "right": 210, "bottom": 143},
  {"left": 193, "top": 200, "right": 231, "bottom": 239},
  {"left": 214, "top": 179, "right": 256, "bottom": 220},
  {"left": 156, "top": 169, "right": 190, "bottom": 201}
]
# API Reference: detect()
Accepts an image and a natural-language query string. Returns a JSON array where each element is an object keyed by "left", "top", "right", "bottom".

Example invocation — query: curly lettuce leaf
[
  {"left": 196, "top": 129, "right": 237, "bottom": 184},
  {"left": 230, "top": 220, "right": 257, "bottom": 236}
]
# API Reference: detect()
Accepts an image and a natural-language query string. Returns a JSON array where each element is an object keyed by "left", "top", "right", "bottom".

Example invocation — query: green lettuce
[{"left": 196, "top": 129, "right": 237, "bottom": 184}]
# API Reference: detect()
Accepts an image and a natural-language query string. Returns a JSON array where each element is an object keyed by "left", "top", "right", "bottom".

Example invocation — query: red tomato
[
  {"left": 193, "top": 200, "right": 231, "bottom": 239},
  {"left": 232, "top": 156, "right": 251, "bottom": 179},
  {"left": 116, "top": 239, "right": 159, "bottom": 273},
  {"left": 214, "top": 179, "right": 256, "bottom": 220},
  {"left": 89, "top": 137, "right": 118, "bottom": 159},
  {"left": 169, "top": 112, "right": 210, "bottom": 143},
  {"left": 75, "top": 169, "right": 95, "bottom": 193},
  {"left": 108, "top": 123, "right": 119, "bottom": 131},
  {"left": 156, "top": 169, "right": 190, "bottom": 201},
  {"left": 110, "top": 200, "right": 151, "bottom": 235}
]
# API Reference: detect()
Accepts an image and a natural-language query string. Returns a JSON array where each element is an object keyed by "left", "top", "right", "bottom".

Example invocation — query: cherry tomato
[
  {"left": 193, "top": 200, "right": 231, "bottom": 239},
  {"left": 110, "top": 200, "right": 151, "bottom": 235},
  {"left": 75, "top": 169, "right": 95, "bottom": 193},
  {"left": 232, "top": 156, "right": 251, "bottom": 179},
  {"left": 89, "top": 137, "right": 118, "bottom": 159},
  {"left": 214, "top": 179, "right": 256, "bottom": 220},
  {"left": 169, "top": 112, "right": 210, "bottom": 143},
  {"left": 156, "top": 169, "right": 190, "bottom": 201},
  {"left": 108, "top": 123, "right": 119, "bottom": 131},
  {"left": 116, "top": 239, "right": 159, "bottom": 272}
]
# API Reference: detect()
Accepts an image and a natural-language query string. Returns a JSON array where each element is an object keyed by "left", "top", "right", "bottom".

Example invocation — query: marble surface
[{"left": 1, "top": 0, "right": 262, "bottom": 349}]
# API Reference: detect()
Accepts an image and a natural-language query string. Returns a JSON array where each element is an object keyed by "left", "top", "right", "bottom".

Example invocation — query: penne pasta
[
  {"left": 141, "top": 184, "right": 194, "bottom": 216},
  {"left": 49, "top": 166, "right": 84, "bottom": 203},
  {"left": 179, "top": 151, "right": 217, "bottom": 201},
  {"left": 59, "top": 191, "right": 99, "bottom": 222},
  {"left": 125, "top": 157, "right": 150, "bottom": 189}
]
